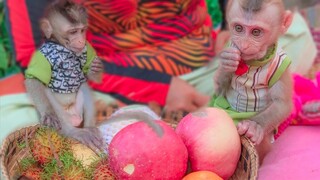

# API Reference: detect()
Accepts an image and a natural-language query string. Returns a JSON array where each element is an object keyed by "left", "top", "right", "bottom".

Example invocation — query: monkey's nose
[
  {"left": 78, "top": 40, "right": 85, "bottom": 46},
  {"left": 239, "top": 41, "right": 250, "bottom": 51}
]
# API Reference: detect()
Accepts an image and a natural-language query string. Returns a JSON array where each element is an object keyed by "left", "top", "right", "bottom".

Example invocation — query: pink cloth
[
  {"left": 277, "top": 72, "right": 320, "bottom": 139},
  {"left": 292, "top": 73, "right": 320, "bottom": 125},
  {"left": 259, "top": 126, "right": 320, "bottom": 179}
]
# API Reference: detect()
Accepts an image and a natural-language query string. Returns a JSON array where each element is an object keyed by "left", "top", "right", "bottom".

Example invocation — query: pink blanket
[{"left": 259, "top": 126, "right": 320, "bottom": 179}]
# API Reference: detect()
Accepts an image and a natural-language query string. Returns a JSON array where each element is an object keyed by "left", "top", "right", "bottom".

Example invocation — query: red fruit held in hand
[{"left": 235, "top": 59, "right": 249, "bottom": 76}]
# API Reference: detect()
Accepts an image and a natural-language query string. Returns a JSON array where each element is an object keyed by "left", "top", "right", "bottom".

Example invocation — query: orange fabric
[{"left": 0, "top": 73, "right": 26, "bottom": 96}]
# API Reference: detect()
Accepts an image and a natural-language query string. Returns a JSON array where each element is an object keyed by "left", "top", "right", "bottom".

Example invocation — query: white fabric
[{"left": 279, "top": 11, "right": 317, "bottom": 75}]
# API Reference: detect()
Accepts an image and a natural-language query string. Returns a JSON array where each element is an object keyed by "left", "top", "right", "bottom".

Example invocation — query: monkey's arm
[
  {"left": 214, "top": 47, "right": 241, "bottom": 96},
  {"left": 24, "top": 78, "right": 61, "bottom": 129},
  {"left": 237, "top": 69, "right": 293, "bottom": 144},
  {"left": 237, "top": 69, "right": 293, "bottom": 145},
  {"left": 252, "top": 69, "right": 293, "bottom": 133},
  {"left": 214, "top": 67, "right": 233, "bottom": 96}
]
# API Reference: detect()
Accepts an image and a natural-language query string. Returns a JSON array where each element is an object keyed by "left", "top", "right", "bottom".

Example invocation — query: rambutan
[
  {"left": 91, "top": 158, "right": 116, "bottom": 180},
  {"left": 41, "top": 151, "right": 89, "bottom": 180},
  {"left": 21, "top": 166, "right": 43, "bottom": 180},
  {"left": 19, "top": 157, "right": 42, "bottom": 180},
  {"left": 30, "top": 127, "right": 69, "bottom": 165}
]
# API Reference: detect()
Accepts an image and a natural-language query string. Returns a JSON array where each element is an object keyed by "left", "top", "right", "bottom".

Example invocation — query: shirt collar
[{"left": 246, "top": 44, "right": 277, "bottom": 66}]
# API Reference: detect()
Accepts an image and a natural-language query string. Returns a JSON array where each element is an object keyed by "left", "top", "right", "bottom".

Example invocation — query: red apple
[
  {"left": 108, "top": 120, "right": 188, "bottom": 180},
  {"left": 176, "top": 107, "right": 241, "bottom": 179}
]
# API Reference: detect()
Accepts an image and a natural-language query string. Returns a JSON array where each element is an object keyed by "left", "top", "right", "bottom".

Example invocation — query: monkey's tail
[{"left": 98, "top": 105, "right": 164, "bottom": 137}]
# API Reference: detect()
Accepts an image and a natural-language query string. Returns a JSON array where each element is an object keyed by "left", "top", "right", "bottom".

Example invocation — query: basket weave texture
[
  {"left": 1, "top": 124, "right": 41, "bottom": 180},
  {"left": 1, "top": 110, "right": 259, "bottom": 180}
]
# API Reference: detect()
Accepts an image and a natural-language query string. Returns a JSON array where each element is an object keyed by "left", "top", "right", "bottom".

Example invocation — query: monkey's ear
[
  {"left": 281, "top": 10, "right": 293, "bottom": 34},
  {"left": 40, "top": 18, "right": 53, "bottom": 39}
]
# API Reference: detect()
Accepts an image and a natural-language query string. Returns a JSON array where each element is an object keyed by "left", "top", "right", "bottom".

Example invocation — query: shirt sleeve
[
  {"left": 268, "top": 56, "right": 291, "bottom": 87},
  {"left": 83, "top": 42, "right": 97, "bottom": 74},
  {"left": 25, "top": 51, "right": 52, "bottom": 85}
]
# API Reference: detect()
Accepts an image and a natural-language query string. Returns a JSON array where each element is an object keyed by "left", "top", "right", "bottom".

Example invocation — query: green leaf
[
  {"left": 0, "top": 43, "right": 8, "bottom": 69},
  {"left": 0, "top": 1, "right": 21, "bottom": 78}
]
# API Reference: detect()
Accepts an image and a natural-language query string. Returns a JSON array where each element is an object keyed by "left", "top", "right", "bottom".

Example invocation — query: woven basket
[
  {"left": 230, "top": 136, "right": 259, "bottom": 180},
  {"left": 1, "top": 124, "right": 41, "bottom": 180},
  {"left": 1, "top": 108, "right": 259, "bottom": 180}
]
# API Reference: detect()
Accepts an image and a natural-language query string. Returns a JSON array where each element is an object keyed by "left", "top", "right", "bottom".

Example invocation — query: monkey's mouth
[
  {"left": 241, "top": 51, "right": 266, "bottom": 61},
  {"left": 240, "top": 53, "right": 256, "bottom": 60},
  {"left": 74, "top": 47, "right": 85, "bottom": 52},
  {"left": 71, "top": 47, "right": 86, "bottom": 55}
]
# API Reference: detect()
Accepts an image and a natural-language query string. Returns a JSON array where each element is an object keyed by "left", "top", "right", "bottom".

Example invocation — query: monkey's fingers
[
  {"left": 89, "top": 67, "right": 103, "bottom": 73},
  {"left": 42, "top": 116, "right": 62, "bottom": 130},
  {"left": 245, "top": 123, "right": 264, "bottom": 145},
  {"left": 88, "top": 128, "right": 105, "bottom": 151},
  {"left": 254, "top": 130, "right": 264, "bottom": 145},
  {"left": 220, "top": 47, "right": 241, "bottom": 60},
  {"left": 237, "top": 120, "right": 250, "bottom": 135},
  {"left": 91, "top": 61, "right": 103, "bottom": 68},
  {"left": 87, "top": 138, "right": 105, "bottom": 155}
]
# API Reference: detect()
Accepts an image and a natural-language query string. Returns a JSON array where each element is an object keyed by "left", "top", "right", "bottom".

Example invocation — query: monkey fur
[
  {"left": 213, "top": 0, "right": 293, "bottom": 163},
  {"left": 25, "top": 0, "right": 162, "bottom": 152}
]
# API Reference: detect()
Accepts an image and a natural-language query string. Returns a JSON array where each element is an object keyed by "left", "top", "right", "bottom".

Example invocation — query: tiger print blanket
[{"left": 83, "top": 0, "right": 216, "bottom": 106}]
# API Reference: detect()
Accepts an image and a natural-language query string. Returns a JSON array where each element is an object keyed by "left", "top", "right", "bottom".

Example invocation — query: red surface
[
  {"left": 7, "top": 0, "right": 36, "bottom": 67},
  {"left": 0, "top": 73, "right": 26, "bottom": 96}
]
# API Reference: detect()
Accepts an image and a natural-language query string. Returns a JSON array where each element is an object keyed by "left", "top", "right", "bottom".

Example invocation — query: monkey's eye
[
  {"left": 234, "top": 25, "right": 243, "bottom": 32},
  {"left": 252, "top": 29, "right": 262, "bottom": 36},
  {"left": 81, "top": 28, "right": 86, "bottom": 33},
  {"left": 69, "top": 30, "right": 78, "bottom": 35}
]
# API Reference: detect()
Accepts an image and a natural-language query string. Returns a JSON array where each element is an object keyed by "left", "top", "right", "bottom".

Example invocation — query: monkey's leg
[
  {"left": 78, "top": 83, "right": 96, "bottom": 127},
  {"left": 24, "top": 79, "right": 61, "bottom": 129},
  {"left": 44, "top": 88, "right": 75, "bottom": 130},
  {"left": 45, "top": 88, "right": 104, "bottom": 152},
  {"left": 255, "top": 132, "right": 274, "bottom": 165}
]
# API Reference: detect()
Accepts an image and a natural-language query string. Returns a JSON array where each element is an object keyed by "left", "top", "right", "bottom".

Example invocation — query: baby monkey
[
  {"left": 24, "top": 0, "right": 104, "bottom": 151},
  {"left": 24, "top": 0, "right": 163, "bottom": 152},
  {"left": 210, "top": 0, "right": 293, "bottom": 162}
]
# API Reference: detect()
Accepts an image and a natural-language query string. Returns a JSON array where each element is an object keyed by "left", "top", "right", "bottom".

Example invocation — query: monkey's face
[
  {"left": 50, "top": 14, "right": 87, "bottom": 54},
  {"left": 227, "top": 2, "right": 282, "bottom": 61}
]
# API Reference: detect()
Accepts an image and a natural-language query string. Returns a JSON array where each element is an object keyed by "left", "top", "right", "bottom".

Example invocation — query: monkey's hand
[
  {"left": 41, "top": 113, "right": 62, "bottom": 130},
  {"left": 87, "top": 57, "right": 103, "bottom": 83},
  {"left": 237, "top": 120, "right": 264, "bottom": 145},
  {"left": 89, "top": 57, "right": 103, "bottom": 74},
  {"left": 219, "top": 46, "right": 241, "bottom": 73},
  {"left": 71, "top": 127, "right": 105, "bottom": 153}
]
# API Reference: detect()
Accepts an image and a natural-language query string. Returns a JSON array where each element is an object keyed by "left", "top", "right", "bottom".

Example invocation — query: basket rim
[{"left": 240, "top": 136, "right": 259, "bottom": 180}]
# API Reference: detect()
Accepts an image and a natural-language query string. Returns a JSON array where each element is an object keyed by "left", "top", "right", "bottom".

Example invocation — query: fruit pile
[
  {"left": 17, "top": 127, "right": 115, "bottom": 180},
  {"left": 104, "top": 107, "right": 241, "bottom": 179},
  {"left": 17, "top": 107, "right": 242, "bottom": 179}
]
